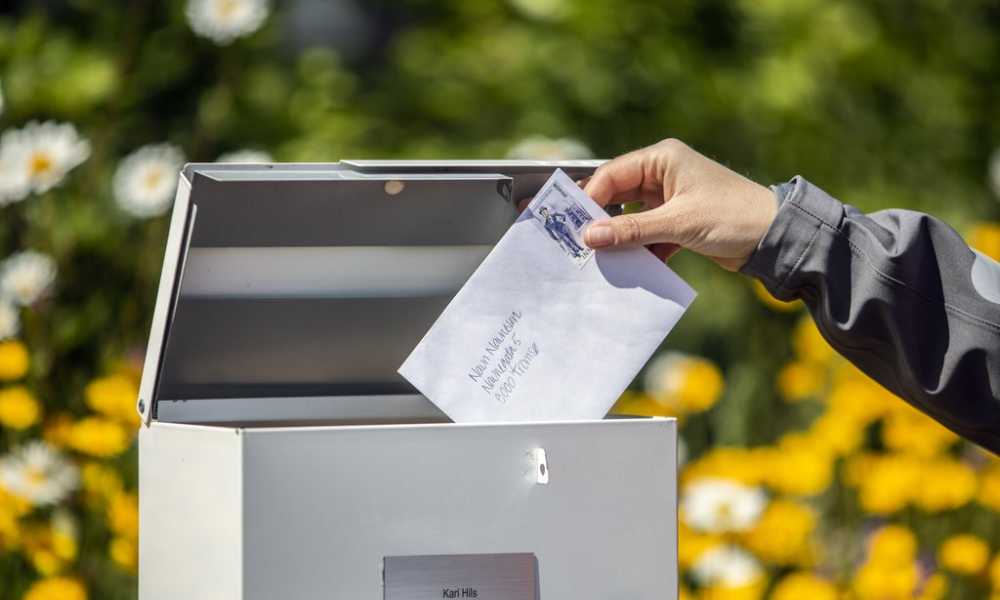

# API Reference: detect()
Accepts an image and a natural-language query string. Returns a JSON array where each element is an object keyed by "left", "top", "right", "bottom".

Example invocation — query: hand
[{"left": 582, "top": 139, "right": 778, "bottom": 271}]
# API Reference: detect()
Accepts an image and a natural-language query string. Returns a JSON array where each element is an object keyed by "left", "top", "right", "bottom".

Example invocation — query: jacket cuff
[{"left": 740, "top": 176, "right": 845, "bottom": 300}]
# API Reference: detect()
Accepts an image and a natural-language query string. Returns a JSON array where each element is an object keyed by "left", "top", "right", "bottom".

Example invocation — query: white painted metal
[
  {"left": 139, "top": 423, "right": 243, "bottom": 599},
  {"left": 138, "top": 419, "right": 677, "bottom": 600}
]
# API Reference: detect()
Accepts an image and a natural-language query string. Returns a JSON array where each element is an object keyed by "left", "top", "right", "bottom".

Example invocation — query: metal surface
[
  {"left": 137, "top": 177, "right": 194, "bottom": 424},
  {"left": 138, "top": 418, "right": 677, "bottom": 600},
  {"left": 383, "top": 553, "right": 538, "bottom": 600},
  {"left": 155, "top": 394, "right": 447, "bottom": 424},
  {"left": 139, "top": 423, "right": 243, "bottom": 598},
  {"left": 179, "top": 246, "right": 493, "bottom": 298}
]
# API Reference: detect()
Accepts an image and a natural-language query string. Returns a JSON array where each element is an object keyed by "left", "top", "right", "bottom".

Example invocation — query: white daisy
[
  {"left": 507, "top": 0, "right": 569, "bottom": 21},
  {"left": 989, "top": 147, "right": 1000, "bottom": 200},
  {"left": 217, "top": 149, "right": 273, "bottom": 163},
  {"left": 186, "top": 0, "right": 270, "bottom": 45},
  {"left": 0, "top": 301, "right": 18, "bottom": 340},
  {"left": 690, "top": 545, "right": 763, "bottom": 587},
  {"left": 643, "top": 352, "right": 689, "bottom": 398},
  {"left": 0, "top": 121, "right": 90, "bottom": 205},
  {"left": 680, "top": 477, "right": 767, "bottom": 533},
  {"left": 0, "top": 151, "right": 29, "bottom": 204},
  {"left": 0, "top": 441, "right": 79, "bottom": 506},
  {"left": 507, "top": 136, "right": 593, "bottom": 160},
  {"left": 0, "top": 250, "right": 56, "bottom": 307},
  {"left": 113, "top": 144, "right": 185, "bottom": 218}
]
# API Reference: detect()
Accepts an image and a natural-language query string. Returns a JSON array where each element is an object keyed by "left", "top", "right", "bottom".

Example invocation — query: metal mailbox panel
[{"left": 240, "top": 419, "right": 676, "bottom": 600}]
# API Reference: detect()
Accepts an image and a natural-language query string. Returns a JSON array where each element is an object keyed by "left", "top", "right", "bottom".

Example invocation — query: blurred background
[{"left": 0, "top": 0, "right": 999, "bottom": 598}]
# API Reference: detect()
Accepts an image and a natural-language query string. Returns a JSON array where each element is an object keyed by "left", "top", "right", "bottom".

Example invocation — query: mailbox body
[
  {"left": 139, "top": 419, "right": 677, "bottom": 599},
  {"left": 137, "top": 161, "right": 678, "bottom": 600}
]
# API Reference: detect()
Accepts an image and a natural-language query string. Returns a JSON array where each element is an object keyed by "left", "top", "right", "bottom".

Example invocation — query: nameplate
[{"left": 383, "top": 553, "right": 538, "bottom": 600}]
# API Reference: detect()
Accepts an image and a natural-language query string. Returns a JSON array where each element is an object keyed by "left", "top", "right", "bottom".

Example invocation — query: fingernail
[{"left": 585, "top": 222, "right": 614, "bottom": 248}]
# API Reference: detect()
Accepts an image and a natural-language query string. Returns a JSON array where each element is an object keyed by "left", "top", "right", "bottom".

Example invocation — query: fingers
[
  {"left": 583, "top": 209, "right": 674, "bottom": 249},
  {"left": 519, "top": 175, "right": 653, "bottom": 214},
  {"left": 584, "top": 150, "right": 647, "bottom": 206}
]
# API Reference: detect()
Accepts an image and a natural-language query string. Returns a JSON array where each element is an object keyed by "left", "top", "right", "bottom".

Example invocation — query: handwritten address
[{"left": 466, "top": 310, "right": 540, "bottom": 404}]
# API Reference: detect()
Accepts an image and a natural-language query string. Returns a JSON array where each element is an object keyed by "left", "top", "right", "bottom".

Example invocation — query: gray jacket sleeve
[{"left": 740, "top": 176, "right": 1000, "bottom": 454}]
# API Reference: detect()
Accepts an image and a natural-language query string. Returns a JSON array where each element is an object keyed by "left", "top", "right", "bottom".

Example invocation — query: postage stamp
[{"left": 528, "top": 178, "right": 594, "bottom": 267}]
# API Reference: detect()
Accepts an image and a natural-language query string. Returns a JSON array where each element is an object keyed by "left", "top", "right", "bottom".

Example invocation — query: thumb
[{"left": 583, "top": 210, "right": 672, "bottom": 249}]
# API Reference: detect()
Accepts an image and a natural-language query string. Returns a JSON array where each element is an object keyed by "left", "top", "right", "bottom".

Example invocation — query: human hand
[{"left": 581, "top": 139, "right": 778, "bottom": 271}]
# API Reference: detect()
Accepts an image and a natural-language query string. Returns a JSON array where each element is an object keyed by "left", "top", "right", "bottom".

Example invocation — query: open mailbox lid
[{"left": 137, "top": 160, "right": 605, "bottom": 426}]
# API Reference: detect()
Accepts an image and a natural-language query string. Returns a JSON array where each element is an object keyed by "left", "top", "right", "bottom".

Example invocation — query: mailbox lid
[{"left": 139, "top": 161, "right": 604, "bottom": 425}]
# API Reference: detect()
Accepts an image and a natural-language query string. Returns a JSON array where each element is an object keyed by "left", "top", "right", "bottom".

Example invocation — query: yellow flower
[
  {"left": 80, "top": 462, "right": 123, "bottom": 505},
  {"left": 760, "top": 436, "right": 833, "bottom": 496},
  {"left": 697, "top": 581, "right": 766, "bottom": 600},
  {"left": 0, "top": 386, "right": 41, "bottom": 429},
  {"left": 792, "top": 316, "right": 834, "bottom": 364},
  {"left": 776, "top": 360, "right": 825, "bottom": 401},
  {"left": 990, "top": 553, "right": 1000, "bottom": 590},
  {"left": 67, "top": 417, "right": 130, "bottom": 457},
  {"left": 85, "top": 374, "right": 139, "bottom": 427},
  {"left": 680, "top": 585, "right": 694, "bottom": 600},
  {"left": 913, "top": 458, "right": 976, "bottom": 512},
  {"left": 855, "top": 525, "right": 921, "bottom": 600},
  {"left": 610, "top": 390, "right": 676, "bottom": 418},
  {"left": 741, "top": 499, "right": 816, "bottom": 566},
  {"left": 916, "top": 573, "right": 948, "bottom": 600},
  {"left": 851, "top": 454, "right": 922, "bottom": 515},
  {"left": 0, "top": 484, "right": 32, "bottom": 518},
  {"left": 42, "top": 414, "right": 75, "bottom": 448},
  {"left": 853, "top": 560, "right": 919, "bottom": 600},
  {"left": 938, "top": 534, "right": 990, "bottom": 575},
  {"left": 825, "top": 379, "right": 892, "bottom": 426},
  {"left": 107, "top": 491, "right": 138, "bottom": 539},
  {"left": 644, "top": 353, "right": 725, "bottom": 414},
  {"left": 676, "top": 358, "right": 725, "bottom": 413},
  {"left": 751, "top": 279, "right": 801, "bottom": 312},
  {"left": 843, "top": 452, "right": 875, "bottom": 487},
  {"left": 678, "top": 521, "right": 723, "bottom": 569},
  {"left": 22, "top": 514, "right": 77, "bottom": 576},
  {"left": 807, "top": 410, "right": 864, "bottom": 456},
  {"left": 978, "top": 466, "right": 1000, "bottom": 512},
  {"left": 869, "top": 525, "right": 917, "bottom": 566},
  {"left": 109, "top": 536, "right": 137, "bottom": 572},
  {"left": 771, "top": 572, "right": 838, "bottom": 600},
  {"left": 0, "top": 340, "right": 29, "bottom": 381},
  {"left": 22, "top": 576, "right": 87, "bottom": 600},
  {"left": 968, "top": 222, "right": 1000, "bottom": 261},
  {"left": 882, "top": 403, "right": 958, "bottom": 457},
  {"left": 0, "top": 488, "right": 23, "bottom": 550},
  {"left": 682, "top": 447, "right": 765, "bottom": 487}
]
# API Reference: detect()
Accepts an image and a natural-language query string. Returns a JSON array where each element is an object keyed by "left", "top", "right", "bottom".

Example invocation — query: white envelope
[{"left": 399, "top": 170, "right": 696, "bottom": 423}]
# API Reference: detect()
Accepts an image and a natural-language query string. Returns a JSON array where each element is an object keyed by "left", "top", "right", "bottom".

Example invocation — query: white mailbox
[{"left": 137, "top": 161, "right": 678, "bottom": 600}]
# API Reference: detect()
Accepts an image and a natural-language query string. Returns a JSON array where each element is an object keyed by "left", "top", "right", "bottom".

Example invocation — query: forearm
[{"left": 742, "top": 177, "right": 1000, "bottom": 454}]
